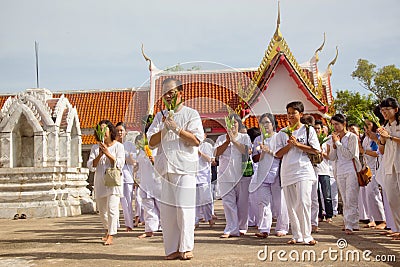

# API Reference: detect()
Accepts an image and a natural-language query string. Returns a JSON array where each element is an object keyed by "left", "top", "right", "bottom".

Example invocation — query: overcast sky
[{"left": 0, "top": 0, "right": 399, "bottom": 95}]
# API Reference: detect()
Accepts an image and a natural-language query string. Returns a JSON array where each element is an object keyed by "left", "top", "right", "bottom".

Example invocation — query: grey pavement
[{"left": 0, "top": 200, "right": 399, "bottom": 267}]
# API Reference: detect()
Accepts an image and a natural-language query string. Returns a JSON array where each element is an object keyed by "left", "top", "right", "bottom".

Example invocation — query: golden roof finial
[
  {"left": 273, "top": 1, "right": 283, "bottom": 42},
  {"left": 314, "top": 32, "right": 326, "bottom": 62},
  {"left": 141, "top": 43, "right": 153, "bottom": 71},
  {"left": 327, "top": 46, "right": 339, "bottom": 76}
]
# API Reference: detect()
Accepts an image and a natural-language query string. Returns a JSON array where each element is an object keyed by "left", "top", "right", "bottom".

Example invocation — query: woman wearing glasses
[{"left": 377, "top": 97, "right": 400, "bottom": 240}]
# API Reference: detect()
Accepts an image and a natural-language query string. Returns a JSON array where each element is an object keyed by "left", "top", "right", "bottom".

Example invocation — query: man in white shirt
[
  {"left": 275, "top": 101, "right": 320, "bottom": 245},
  {"left": 147, "top": 78, "right": 204, "bottom": 260}
]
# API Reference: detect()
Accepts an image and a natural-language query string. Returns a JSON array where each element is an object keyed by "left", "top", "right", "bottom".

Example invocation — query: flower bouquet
[
  {"left": 317, "top": 132, "right": 329, "bottom": 146},
  {"left": 281, "top": 122, "right": 298, "bottom": 137},
  {"left": 94, "top": 124, "right": 107, "bottom": 143},
  {"left": 365, "top": 111, "right": 381, "bottom": 127},
  {"left": 225, "top": 116, "right": 235, "bottom": 131},
  {"left": 137, "top": 135, "right": 153, "bottom": 164},
  {"left": 260, "top": 124, "right": 272, "bottom": 141}
]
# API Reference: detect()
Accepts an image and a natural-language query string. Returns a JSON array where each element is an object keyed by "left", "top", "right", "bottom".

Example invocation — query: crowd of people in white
[{"left": 87, "top": 78, "right": 400, "bottom": 260}]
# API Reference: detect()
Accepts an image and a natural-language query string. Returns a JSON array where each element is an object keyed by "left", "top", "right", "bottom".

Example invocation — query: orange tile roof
[
  {"left": 54, "top": 90, "right": 149, "bottom": 131},
  {"left": 153, "top": 71, "right": 256, "bottom": 115}
]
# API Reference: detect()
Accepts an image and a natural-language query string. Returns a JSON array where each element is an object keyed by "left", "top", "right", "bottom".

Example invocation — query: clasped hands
[
  {"left": 162, "top": 116, "right": 180, "bottom": 135},
  {"left": 287, "top": 135, "right": 299, "bottom": 147}
]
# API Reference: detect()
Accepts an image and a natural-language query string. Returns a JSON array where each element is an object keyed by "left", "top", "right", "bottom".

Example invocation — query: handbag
[
  {"left": 305, "top": 125, "right": 323, "bottom": 166},
  {"left": 104, "top": 162, "right": 122, "bottom": 187},
  {"left": 352, "top": 158, "right": 372, "bottom": 187},
  {"left": 242, "top": 145, "right": 254, "bottom": 177}
]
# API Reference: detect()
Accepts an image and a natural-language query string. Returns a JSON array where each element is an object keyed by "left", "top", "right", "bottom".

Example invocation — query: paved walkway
[{"left": 0, "top": 200, "right": 399, "bottom": 267}]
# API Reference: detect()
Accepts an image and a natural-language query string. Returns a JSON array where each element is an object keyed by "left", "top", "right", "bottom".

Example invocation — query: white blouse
[
  {"left": 214, "top": 132, "right": 251, "bottom": 183},
  {"left": 87, "top": 142, "right": 125, "bottom": 199},
  {"left": 382, "top": 120, "right": 400, "bottom": 175}
]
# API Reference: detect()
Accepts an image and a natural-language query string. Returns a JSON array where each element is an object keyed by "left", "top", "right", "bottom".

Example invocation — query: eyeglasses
[{"left": 380, "top": 107, "right": 394, "bottom": 112}]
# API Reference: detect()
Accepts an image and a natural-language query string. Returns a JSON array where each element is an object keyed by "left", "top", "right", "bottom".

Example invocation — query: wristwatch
[{"left": 174, "top": 126, "right": 181, "bottom": 135}]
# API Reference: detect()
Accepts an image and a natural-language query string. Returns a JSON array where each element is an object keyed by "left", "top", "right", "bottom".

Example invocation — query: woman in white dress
[
  {"left": 116, "top": 122, "right": 137, "bottom": 232},
  {"left": 252, "top": 113, "right": 288, "bottom": 238},
  {"left": 377, "top": 97, "right": 400, "bottom": 240},
  {"left": 87, "top": 120, "right": 125, "bottom": 245},
  {"left": 215, "top": 114, "right": 252, "bottom": 238},
  {"left": 360, "top": 119, "right": 386, "bottom": 229},
  {"left": 329, "top": 114, "right": 361, "bottom": 235}
]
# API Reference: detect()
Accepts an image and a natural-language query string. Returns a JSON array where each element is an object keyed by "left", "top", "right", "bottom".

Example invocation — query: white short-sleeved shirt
[
  {"left": 197, "top": 141, "right": 214, "bottom": 184},
  {"left": 87, "top": 142, "right": 125, "bottom": 199},
  {"left": 250, "top": 134, "right": 281, "bottom": 191},
  {"left": 147, "top": 105, "right": 204, "bottom": 176},
  {"left": 214, "top": 132, "right": 251, "bottom": 183},
  {"left": 274, "top": 124, "right": 319, "bottom": 187},
  {"left": 382, "top": 121, "right": 400, "bottom": 174},
  {"left": 122, "top": 141, "right": 137, "bottom": 184}
]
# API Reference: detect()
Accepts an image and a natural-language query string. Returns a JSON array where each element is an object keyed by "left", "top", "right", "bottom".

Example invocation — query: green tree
[
  {"left": 351, "top": 59, "right": 400, "bottom": 101},
  {"left": 334, "top": 89, "right": 375, "bottom": 126},
  {"left": 164, "top": 63, "right": 202, "bottom": 72}
]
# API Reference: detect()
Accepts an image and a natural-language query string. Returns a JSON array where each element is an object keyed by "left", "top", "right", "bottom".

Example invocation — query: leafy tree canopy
[
  {"left": 334, "top": 89, "right": 376, "bottom": 126},
  {"left": 351, "top": 59, "right": 400, "bottom": 101}
]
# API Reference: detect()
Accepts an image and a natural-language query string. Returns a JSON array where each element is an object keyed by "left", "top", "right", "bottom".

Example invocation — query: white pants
[
  {"left": 195, "top": 183, "right": 214, "bottom": 224},
  {"left": 97, "top": 194, "right": 120, "bottom": 235},
  {"left": 120, "top": 182, "right": 134, "bottom": 229},
  {"left": 139, "top": 189, "right": 161, "bottom": 233},
  {"left": 311, "top": 181, "right": 319, "bottom": 226},
  {"left": 336, "top": 172, "right": 360, "bottom": 230},
  {"left": 257, "top": 177, "right": 289, "bottom": 234},
  {"left": 160, "top": 173, "right": 196, "bottom": 255},
  {"left": 382, "top": 170, "right": 400, "bottom": 232},
  {"left": 382, "top": 189, "right": 397, "bottom": 232},
  {"left": 135, "top": 186, "right": 144, "bottom": 222},
  {"left": 248, "top": 190, "right": 258, "bottom": 227},
  {"left": 220, "top": 177, "right": 251, "bottom": 236},
  {"left": 358, "top": 186, "right": 368, "bottom": 220},
  {"left": 283, "top": 180, "right": 314, "bottom": 243},
  {"left": 330, "top": 177, "right": 339, "bottom": 215},
  {"left": 365, "top": 175, "right": 385, "bottom": 222}
]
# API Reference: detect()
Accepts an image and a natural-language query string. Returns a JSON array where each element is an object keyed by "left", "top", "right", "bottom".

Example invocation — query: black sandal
[
  {"left": 19, "top": 214, "right": 27, "bottom": 219},
  {"left": 13, "top": 214, "right": 19, "bottom": 220}
]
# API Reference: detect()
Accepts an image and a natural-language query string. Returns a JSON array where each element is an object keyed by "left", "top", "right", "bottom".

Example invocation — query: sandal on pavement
[
  {"left": 165, "top": 251, "right": 180, "bottom": 260},
  {"left": 255, "top": 232, "right": 268, "bottom": 239},
  {"left": 220, "top": 234, "right": 230, "bottom": 238},
  {"left": 19, "top": 214, "right": 27, "bottom": 219},
  {"left": 275, "top": 232, "right": 286, "bottom": 237},
  {"left": 13, "top": 214, "right": 19, "bottom": 220},
  {"left": 287, "top": 239, "right": 297, "bottom": 245},
  {"left": 306, "top": 239, "right": 318, "bottom": 246},
  {"left": 345, "top": 229, "right": 353, "bottom": 235},
  {"left": 375, "top": 223, "right": 386, "bottom": 230}
]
